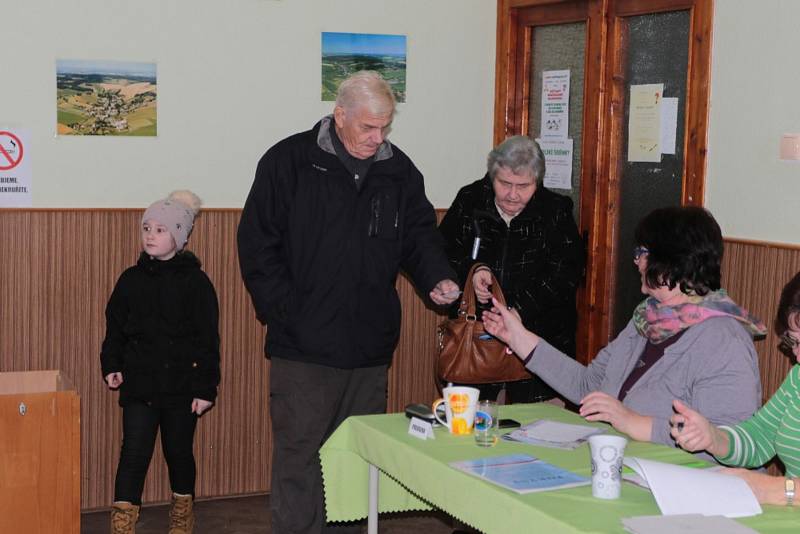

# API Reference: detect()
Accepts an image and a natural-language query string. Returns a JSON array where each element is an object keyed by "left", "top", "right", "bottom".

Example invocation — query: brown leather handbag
[{"left": 436, "top": 263, "right": 531, "bottom": 384}]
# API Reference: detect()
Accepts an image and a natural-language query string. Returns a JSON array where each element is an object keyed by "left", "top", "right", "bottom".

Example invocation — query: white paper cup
[{"left": 588, "top": 435, "right": 627, "bottom": 499}]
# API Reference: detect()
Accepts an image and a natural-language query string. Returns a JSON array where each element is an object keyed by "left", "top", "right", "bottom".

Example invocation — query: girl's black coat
[{"left": 100, "top": 251, "right": 220, "bottom": 405}]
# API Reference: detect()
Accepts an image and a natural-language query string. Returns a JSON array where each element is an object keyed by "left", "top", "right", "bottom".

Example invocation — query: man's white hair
[{"left": 335, "top": 71, "right": 396, "bottom": 116}]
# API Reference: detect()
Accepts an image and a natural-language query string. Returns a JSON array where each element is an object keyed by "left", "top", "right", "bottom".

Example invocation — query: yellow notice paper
[{"left": 627, "top": 84, "right": 663, "bottom": 162}]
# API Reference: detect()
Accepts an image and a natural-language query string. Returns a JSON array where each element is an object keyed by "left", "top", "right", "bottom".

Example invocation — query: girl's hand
[
  {"left": 192, "top": 398, "right": 214, "bottom": 416},
  {"left": 580, "top": 391, "right": 652, "bottom": 441},
  {"left": 105, "top": 372, "right": 123, "bottom": 389}
]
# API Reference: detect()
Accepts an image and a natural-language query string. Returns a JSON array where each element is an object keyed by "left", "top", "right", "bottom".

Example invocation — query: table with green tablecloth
[{"left": 320, "top": 403, "right": 799, "bottom": 533}]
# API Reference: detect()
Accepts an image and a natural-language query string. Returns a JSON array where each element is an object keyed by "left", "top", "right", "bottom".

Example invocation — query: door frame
[{"left": 494, "top": 0, "right": 713, "bottom": 361}]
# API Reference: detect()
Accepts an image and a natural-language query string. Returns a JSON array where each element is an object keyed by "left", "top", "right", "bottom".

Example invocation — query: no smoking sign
[
  {"left": 0, "top": 131, "right": 24, "bottom": 171},
  {"left": 0, "top": 128, "right": 32, "bottom": 206}
]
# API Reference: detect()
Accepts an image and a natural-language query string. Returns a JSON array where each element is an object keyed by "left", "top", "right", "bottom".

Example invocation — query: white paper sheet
[
  {"left": 623, "top": 457, "right": 762, "bottom": 518},
  {"left": 622, "top": 514, "right": 759, "bottom": 534},
  {"left": 659, "top": 97, "right": 678, "bottom": 155}
]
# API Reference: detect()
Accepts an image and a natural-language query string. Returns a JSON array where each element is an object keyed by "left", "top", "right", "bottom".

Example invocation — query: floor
[{"left": 81, "top": 494, "right": 455, "bottom": 533}]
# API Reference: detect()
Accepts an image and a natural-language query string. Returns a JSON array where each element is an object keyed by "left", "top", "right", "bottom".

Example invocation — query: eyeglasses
[
  {"left": 779, "top": 331, "right": 800, "bottom": 353},
  {"left": 633, "top": 246, "right": 650, "bottom": 261}
]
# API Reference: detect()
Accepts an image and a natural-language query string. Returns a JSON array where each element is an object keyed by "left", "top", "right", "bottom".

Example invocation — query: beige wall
[
  {"left": 705, "top": 0, "right": 800, "bottom": 244},
  {"left": 1, "top": 0, "right": 496, "bottom": 209}
]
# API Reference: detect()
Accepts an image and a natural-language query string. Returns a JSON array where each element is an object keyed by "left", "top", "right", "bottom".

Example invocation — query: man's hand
[
  {"left": 105, "top": 372, "right": 123, "bottom": 389},
  {"left": 430, "top": 279, "right": 461, "bottom": 305},
  {"left": 472, "top": 269, "right": 493, "bottom": 303},
  {"left": 192, "top": 398, "right": 214, "bottom": 416}
]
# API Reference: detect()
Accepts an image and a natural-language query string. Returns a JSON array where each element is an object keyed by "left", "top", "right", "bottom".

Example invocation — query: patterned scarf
[{"left": 632, "top": 289, "right": 767, "bottom": 344}]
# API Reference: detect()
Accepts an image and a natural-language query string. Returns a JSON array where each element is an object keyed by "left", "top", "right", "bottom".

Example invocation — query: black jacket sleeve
[
  {"left": 100, "top": 273, "right": 130, "bottom": 379},
  {"left": 399, "top": 163, "right": 457, "bottom": 294},
  {"left": 237, "top": 149, "right": 295, "bottom": 326},
  {"left": 190, "top": 271, "right": 220, "bottom": 402}
]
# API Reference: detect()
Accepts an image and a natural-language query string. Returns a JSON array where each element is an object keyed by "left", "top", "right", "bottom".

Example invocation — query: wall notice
[
  {"left": 627, "top": 84, "right": 663, "bottom": 162},
  {"left": 0, "top": 128, "right": 31, "bottom": 207}
]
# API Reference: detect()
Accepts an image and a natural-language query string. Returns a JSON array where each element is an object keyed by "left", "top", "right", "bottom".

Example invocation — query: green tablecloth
[{"left": 320, "top": 403, "right": 798, "bottom": 533}]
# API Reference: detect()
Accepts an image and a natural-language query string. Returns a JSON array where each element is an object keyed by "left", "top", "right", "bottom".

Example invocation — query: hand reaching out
[
  {"left": 481, "top": 298, "right": 538, "bottom": 358},
  {"left": 430, "top": 279, "right": 461, "bottom": 306}
]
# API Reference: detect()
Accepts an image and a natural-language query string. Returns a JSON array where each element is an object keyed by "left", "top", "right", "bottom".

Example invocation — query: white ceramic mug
[
  {"left": 588, "top": 435, "right": 627, "bottom": 499},
  {"left": 431, "top": 386, "right": 479, "bottom": 435}
]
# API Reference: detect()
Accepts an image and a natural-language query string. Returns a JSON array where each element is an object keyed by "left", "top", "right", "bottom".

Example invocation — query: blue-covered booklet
[{"left": 450, "top": 454, "right": 589, "bottom": 494}]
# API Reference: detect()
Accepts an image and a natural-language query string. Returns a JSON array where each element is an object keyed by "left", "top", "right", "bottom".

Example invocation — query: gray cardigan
[{"left": 530, "top": 317, "right": 762, "bottom": 448}]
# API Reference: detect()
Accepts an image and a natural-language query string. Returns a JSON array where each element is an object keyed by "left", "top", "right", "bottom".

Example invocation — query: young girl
[{"left": 100, "top": 190, "right": 220, "bottom": 534}]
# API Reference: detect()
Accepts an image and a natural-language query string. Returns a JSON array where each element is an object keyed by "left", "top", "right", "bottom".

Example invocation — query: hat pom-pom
[{"left": 168, "top": 190, "right": 202, "bottom": 215}]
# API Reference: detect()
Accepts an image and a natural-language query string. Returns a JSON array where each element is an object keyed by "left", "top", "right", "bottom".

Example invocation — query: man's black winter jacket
[{"left": 237, "top": 117, "right": 455, "bottom": 368}]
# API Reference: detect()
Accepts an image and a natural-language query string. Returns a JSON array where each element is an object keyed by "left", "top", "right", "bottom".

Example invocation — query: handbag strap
[{"left": 459, "top": 263, "right": 508, "bottom": 318}]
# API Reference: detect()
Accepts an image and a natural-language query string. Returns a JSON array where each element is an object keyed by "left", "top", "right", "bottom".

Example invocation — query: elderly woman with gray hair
[{"left": 439, "top": 135, "right": 584, "bottom": 403}]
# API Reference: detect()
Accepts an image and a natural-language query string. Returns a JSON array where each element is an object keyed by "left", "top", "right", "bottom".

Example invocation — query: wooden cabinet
[{"left": 0, "top": 371, "right": 80, "bottom": 534}]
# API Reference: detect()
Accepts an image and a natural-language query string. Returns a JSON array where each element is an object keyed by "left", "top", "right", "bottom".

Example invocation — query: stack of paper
[
  {"left": 502, "top": 419, "right": 604, "bottom": 449},
  {"left": 623, "top": 457, "right": 762, "bottom": 518},
  {"left": 622, "top": 514, "right": 758, "bottom": 534}
]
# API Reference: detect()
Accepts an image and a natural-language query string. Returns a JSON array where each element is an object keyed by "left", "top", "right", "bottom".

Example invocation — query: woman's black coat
[{"left": 439, "top": 175, "right": 584, "bottom": 358}]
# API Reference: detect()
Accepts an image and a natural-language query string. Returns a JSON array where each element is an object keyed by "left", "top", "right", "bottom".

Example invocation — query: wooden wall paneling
[
  {"left": 722, "top": 239, "right": 800, "bottom": 403},
  {"left": 0, "top": 209, "right": 449, "bottom": 510}
]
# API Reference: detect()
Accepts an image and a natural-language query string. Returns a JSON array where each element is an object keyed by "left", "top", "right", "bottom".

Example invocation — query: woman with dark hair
[
  {"left": 670, "top": 271, "right": 800, "bottom": 505},
  {"left": 482, "top": 206, "right": 766, "bottom": 451},
  {"left": 439, "top": 135, "right": 584, "bottom": 403}
]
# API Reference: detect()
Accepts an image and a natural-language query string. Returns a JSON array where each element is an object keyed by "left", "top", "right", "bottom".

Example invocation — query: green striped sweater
[{"left": 719, "top": 365, "right": 800, "bottom": 477}]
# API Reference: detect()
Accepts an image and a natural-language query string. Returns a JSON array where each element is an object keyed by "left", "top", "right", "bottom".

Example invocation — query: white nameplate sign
[{"left": 408, "top": 417, "right": 435, "bottom": 440}]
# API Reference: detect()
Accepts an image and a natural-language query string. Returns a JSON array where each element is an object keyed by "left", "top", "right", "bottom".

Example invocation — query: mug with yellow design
[{"left": 432, "top": 386, "right": 480, "bottom": 435}]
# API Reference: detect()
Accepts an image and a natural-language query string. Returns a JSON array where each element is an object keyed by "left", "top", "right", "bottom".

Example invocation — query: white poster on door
[
  {"left": 540, "top": 70, "right": 570, "bottom": 141},
  {"left": 537, "top": 138, "right": 573, "bottom": 190},
  {"left": 627, "top": 83, "right": 663, "bottom": 162}
]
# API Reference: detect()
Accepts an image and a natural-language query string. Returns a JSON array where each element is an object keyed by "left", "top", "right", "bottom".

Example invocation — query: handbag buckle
[{"left": 465, "top": 314, "right": 477, "bottom": 322}]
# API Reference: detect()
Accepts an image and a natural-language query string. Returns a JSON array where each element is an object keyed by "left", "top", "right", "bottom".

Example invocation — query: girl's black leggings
[{"left": 114, "top": 400, "right": 198, "bottom": 505}]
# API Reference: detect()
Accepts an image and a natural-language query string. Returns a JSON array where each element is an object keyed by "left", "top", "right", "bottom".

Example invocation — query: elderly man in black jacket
[
  {"left": 439, "top": 135, "right": 584, "bottom": 404},
  {"left": 237, "top": 71, "right": 459, "bottom": 534}
]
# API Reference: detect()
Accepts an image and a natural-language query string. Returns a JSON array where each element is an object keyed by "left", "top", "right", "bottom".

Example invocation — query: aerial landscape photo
[
  {"left": 321, "top": 32, "right": 406, "bottom": 103},
  {"left": 56, "top": 60, "right": 157, "bottom": 136}
]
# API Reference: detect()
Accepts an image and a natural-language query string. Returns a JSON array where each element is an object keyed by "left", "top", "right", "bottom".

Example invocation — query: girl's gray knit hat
[{"left": 142, "top": 190, "right": 202, "bottom": 251}]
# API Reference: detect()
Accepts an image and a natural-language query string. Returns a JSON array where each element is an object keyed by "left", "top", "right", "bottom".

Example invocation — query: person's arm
[
  {"left": 399, "top": 163, "right": 458, "bottom": 297},
  {"left": 724, "top": 469, "right": 797, "bottom": 506},
  {"left": 190, "top": 272, "right": 221, "bottom": 404},
  {"left": 580, "top": 391, "right": 654, "bottom": 442},
  {"left": 506, "top": 195, "right": 584, "bottom": 318},
  {"left": 716, "top": 366, "right": 800, "bottom": 468},
  {"left": 237, "top": 149, "right": 295, "bottom": 326},
  {"left": 483, "top": 299, "right": 630, "bottom": 403},
  {"left": 100, "top": 272, "right": 130, "bottom": 385}
]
